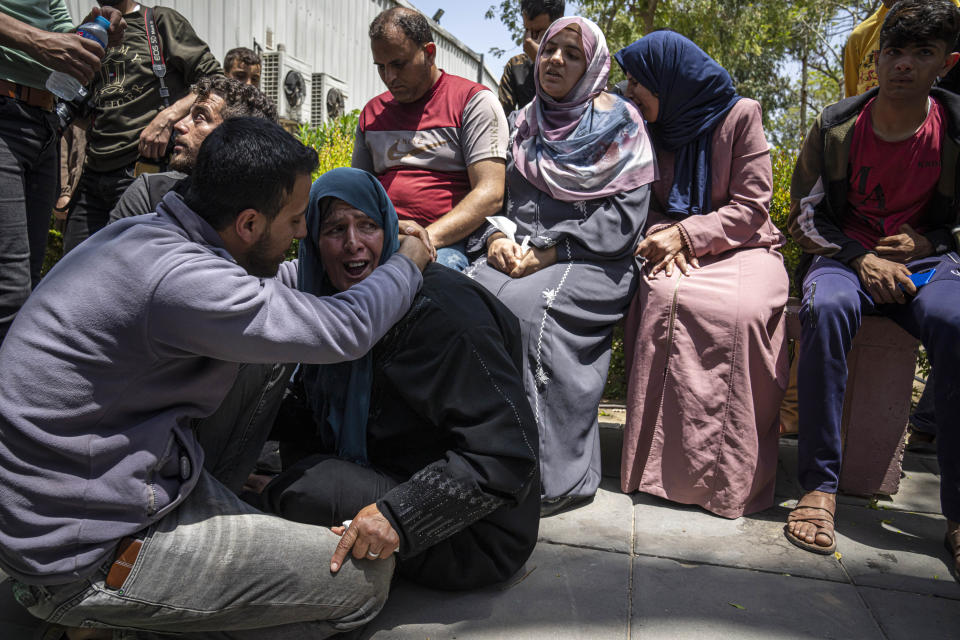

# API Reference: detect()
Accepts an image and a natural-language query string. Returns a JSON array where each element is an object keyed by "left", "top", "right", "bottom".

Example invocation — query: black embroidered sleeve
[{"left": 378, "top": 461, "right": 507, "bottom": 557}]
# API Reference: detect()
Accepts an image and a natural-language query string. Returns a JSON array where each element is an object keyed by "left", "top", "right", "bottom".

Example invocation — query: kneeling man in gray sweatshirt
[{"left": 0, "top": 117, "right": 432, "bottom": 639}]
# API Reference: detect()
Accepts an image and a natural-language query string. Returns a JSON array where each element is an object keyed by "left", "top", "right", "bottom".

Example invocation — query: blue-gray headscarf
[
  {"left": 615, "top": 31, "right": 741, "bottom": 218},
  {"left": 298, "top": 168, "right": 399, "bottom": 464}
]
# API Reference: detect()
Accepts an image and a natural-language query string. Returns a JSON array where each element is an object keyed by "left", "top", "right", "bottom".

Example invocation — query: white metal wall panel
[{"left": 64, "top": 1, "right": 499, "bottom": 118}]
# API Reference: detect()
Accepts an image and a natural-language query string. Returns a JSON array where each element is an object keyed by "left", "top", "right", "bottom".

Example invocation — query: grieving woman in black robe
[{"left": 262, "top": 167, "right": 540, "bottom": 590}]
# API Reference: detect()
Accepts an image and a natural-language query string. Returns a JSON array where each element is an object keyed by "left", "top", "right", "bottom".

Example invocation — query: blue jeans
[
  {"left": 797, "top": 253, "right": 960, "bottom": 521},
  {"left": 436, "top": 240, "right": 469, "bottom": 271},
  {"left": 12, "top": 363, "right": 393, "bottom": 638},
  {"left": 0, "top": 98, "right": 58, "bottom": 346}
]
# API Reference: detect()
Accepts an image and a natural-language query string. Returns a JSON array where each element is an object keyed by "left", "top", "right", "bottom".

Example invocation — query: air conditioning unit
[
  {"left": 261, "top": 49, "right": 313, "bottom": 125},
  {"left": 311, "top": 73, "right": 349, "bottom": 123}
]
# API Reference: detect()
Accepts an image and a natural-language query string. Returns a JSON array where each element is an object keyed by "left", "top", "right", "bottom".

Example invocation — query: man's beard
[
  {"left": 242, "top": 226, "right": 283, "bottom": 278},
  {"left": 168, "top": 151, "right": 192, "bottom": 173}
]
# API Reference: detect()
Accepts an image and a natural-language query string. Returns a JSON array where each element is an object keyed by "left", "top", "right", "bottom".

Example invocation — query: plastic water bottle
[{"left": 44, "top": 15, "right": 110, "bottom": 101}]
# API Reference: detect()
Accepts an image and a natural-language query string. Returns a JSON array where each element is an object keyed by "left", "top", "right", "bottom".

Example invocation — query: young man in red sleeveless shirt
[
  {"left": 787, "top": 0, "right": 960, "bottom": 577},
  {"left": 352, "top": 7, "right": 508, "bottom": 271}
]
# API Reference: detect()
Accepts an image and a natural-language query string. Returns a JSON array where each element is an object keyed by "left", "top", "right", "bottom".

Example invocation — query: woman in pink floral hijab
[
  {"left": 512, "top": 17, "right": 657, "bottom": 201},
  {"left": 467, "top": 16, "right": 656, "bottom": 516}
]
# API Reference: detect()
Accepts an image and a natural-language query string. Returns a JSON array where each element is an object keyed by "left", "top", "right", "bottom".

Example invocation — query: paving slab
[
  {"left": 632, "top": 493, "right": 848, "bottom": 582},
  {"left": 361, "top": 542, "right": 630, "bottom": 639},
  {"left": 859, "top": 585, "right": 960, "bottom": 640},
  {"left": 538, "top": 479, "right": 633, "bottom": 554},
  {"left": 630, "top": 556, "right": 881, "bottom": 640},
  {"left": 830, "top": 506, "right": 960, "bottom": 599}
]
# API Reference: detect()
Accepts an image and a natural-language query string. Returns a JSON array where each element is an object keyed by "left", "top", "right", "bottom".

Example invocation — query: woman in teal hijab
[
  {"left": 265, "top": 167, "right": 540, "bottom": 590},
  {"left": 298, "top": 167, "right": 399, "bottom": 465}
]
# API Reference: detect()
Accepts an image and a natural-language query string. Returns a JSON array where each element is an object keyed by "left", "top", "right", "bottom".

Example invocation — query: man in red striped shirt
[{"left": 353, "top": 7, "right": 508, "bottom": 271}]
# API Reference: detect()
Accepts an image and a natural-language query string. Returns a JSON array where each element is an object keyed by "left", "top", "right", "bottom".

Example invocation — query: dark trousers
[
  {"left": 0, "top": 98, "right": 58, "bottom": 346},
  {"left": 797, "top": 253, "right": 960, "bottom": 521},
  {"left": 195, "top": 361, "right": 296, "bottom": 493},
  {"left": 63, "top": 162, "right": 136, "bottom": 253},
  {"left": 911, "top": 371, "right": 937, "bottom": 435},
  {"left": 263, "top": 455, "right": 400, "bottom": 526}
]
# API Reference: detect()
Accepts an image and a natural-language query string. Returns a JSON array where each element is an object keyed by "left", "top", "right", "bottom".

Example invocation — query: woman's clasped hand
[{"left": 635, "top": 224, "right": 699, "bottom": 276}]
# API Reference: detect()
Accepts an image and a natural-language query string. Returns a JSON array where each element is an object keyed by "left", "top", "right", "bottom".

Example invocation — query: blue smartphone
[{"left": 900, "top": 267, "right": 936, "bottom": 291}]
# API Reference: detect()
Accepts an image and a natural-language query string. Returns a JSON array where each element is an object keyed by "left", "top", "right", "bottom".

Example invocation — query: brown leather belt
[{"left": 0, "top": 78, "right": 55, "bottom": 111}]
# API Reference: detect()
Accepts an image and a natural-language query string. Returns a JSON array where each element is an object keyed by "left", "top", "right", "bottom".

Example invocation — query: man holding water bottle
[
  {"left": 62, "top": 0, "right": 222, "bottom": 253},
  {"left": 0, "top": 1, "right": 125, "bottom": 346}
]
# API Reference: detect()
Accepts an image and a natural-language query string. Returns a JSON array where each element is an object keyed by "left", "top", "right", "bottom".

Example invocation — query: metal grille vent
[
  {"left": 261, "top": 51, "right": 280, "bottom": 108},
  {"left": 311, "top": 73, "right": 349, "bottom": 123}
]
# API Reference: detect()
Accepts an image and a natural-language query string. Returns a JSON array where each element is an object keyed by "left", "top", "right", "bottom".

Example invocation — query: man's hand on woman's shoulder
[{"left": 397, "top": 234, "right": 433, "bottom": 272}]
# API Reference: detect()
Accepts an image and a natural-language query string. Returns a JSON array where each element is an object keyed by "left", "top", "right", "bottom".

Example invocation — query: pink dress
[{"left": 621, "top": 99, "right": 790, "bottom": 518}]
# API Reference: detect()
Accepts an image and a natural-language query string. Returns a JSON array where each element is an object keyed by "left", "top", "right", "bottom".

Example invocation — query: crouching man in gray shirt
[{"left": 0, "top": 118, "right": 432, "bottom": 639}]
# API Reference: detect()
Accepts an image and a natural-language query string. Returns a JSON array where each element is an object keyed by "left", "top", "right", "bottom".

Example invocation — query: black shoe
[{"left": 540, "top": 494, "right": 594, "bottom": 517}]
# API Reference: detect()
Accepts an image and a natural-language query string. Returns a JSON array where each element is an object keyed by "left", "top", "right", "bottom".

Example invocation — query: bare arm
[
  {"left": 138, "top": 91, "right": 197, "bottom": 160},
  {"left": 0, "top": 12, "right": 100, "bottom": 84},
  {"left": 425, "top": 158, "right": 506, "bottom": 248},
  {"left": 0, "top": 6, "right": 125, "bottom": 84}
]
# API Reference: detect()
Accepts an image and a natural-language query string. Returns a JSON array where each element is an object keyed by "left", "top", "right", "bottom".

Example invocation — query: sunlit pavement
[
  {"left": 2, "top": 420, "right": 956, "bottom": 639},
  {"left": 360, "top": 419, "right": 959, "bottom": 639}
]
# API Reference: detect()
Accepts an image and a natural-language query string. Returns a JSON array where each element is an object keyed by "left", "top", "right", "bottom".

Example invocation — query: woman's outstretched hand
[{"left": 635, "top": 225, "right": 698, "bottom": 277}]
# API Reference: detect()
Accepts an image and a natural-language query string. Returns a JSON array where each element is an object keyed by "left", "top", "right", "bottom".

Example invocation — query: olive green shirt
[
  {"left": 0, "top": 0, "right": 74, "bottom": 90},
  {"left": 86, "top": 6, "right": 222, "bottom": 172}
]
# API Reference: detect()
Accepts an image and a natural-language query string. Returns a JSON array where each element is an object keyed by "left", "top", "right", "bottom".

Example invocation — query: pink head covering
[{"left": 511, "top": 17, "right": 656, "bottom": 202}]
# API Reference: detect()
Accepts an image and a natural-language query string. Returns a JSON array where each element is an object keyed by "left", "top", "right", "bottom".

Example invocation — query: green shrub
[
  {"left": 603, "top": 325, "right": 628, "bottom": 402},
  {"left": 298, "top": 110, "right": 359, "bottom": 179},
  {"left": 42, "top": 218, "right": 64, "bottom": 277},
  {"left": 770, "top": 146, "right": 803, "bottom": 297},
  {"left": 287, "top": 111, "right": 360, "bottom": 259}
]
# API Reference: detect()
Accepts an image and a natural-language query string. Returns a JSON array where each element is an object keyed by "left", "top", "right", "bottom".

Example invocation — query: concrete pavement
[
  {"left": 2, "top": 421, "right": 957, "bottom": 638},
  {"left": 359, "top": 421, "right": 960, "bottom": 639}
]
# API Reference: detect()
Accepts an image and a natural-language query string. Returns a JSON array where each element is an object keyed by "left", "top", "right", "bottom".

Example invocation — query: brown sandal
[{"left": 784, "top": 494, "right": 837, "bottom": 555}]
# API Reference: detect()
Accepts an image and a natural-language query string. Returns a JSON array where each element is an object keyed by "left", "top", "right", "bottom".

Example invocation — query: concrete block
[
  {"left": 361, "top": 543, "right": 630, "bottom": 639},
  {"left": 838, "top": 315, "right": 917, "bottom": 496},
  {"left": 599, "top": 420, "right": 623, "bottom": 479},
  {"left": 775, "top": 438, "right": 804, "bottom": 499},
  {"left": 885, "top": 454, "right": 943, "bottom": 515},
  {"left": 630, "top": 556, "right": 881, "bottom": 640},
  {"left": 786, "top": 296, "right": 918, "bottom": 498}
]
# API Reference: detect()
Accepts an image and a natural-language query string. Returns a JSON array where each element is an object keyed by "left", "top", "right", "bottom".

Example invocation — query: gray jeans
[
  {"left": 0, "top": 97, "right": 58, "bottom": 346},
  {"left": 16, "top": 363, "right": 393, "bottom": 638}
]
